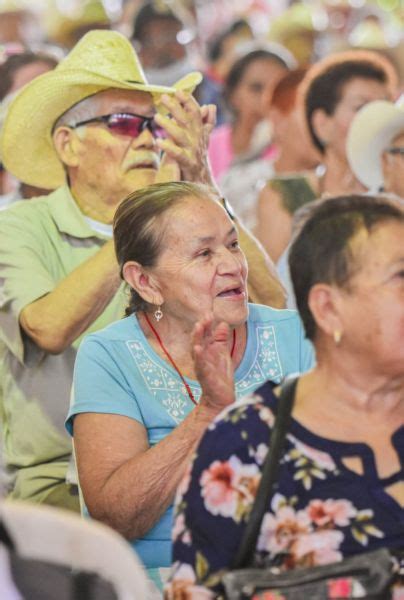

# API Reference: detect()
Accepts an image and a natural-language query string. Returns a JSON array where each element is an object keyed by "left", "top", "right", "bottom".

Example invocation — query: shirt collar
[{"left": 49, "top": 185, "right": 111, "bottom": 240}]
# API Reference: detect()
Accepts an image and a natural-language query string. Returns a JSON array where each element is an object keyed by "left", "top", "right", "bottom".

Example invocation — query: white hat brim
[{"left": 347, "top": 100, "right": 404, "bottom": 191}]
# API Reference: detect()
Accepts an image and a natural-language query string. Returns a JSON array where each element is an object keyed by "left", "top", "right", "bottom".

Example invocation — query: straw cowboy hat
[
  {"left": 0, "top": 29, "right": 202, "bottom": 189},
  {"left": 346, "top": 98, "right": 404, "bottom": 190}
]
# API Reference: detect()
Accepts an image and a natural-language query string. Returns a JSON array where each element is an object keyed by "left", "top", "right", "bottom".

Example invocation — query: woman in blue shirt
[
  {"left": 66, "top": 181, "right": 313, "bottom": 589},
  {"left": 167, "top": 194, "right": 404, "bottom": 599}
]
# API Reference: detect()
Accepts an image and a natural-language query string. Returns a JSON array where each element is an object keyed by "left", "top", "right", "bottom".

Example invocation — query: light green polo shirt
[{"left": 0, "top": 185, "right": 126, "bottom": 500}]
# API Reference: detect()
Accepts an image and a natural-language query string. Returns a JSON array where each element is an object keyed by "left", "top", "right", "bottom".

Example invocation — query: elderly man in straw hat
[
  {"left": 347, "top": 97, "right": 404, "bottom": 199},
  {"left": 0, "top": 29, "right": 284, "bottom": 513}
]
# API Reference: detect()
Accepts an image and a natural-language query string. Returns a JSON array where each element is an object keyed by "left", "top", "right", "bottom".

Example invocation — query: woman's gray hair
[
  {"left": 113, "top": 181, "right": 221, "bottom": 316},
  {"left": 53, "top": 93, "right": 103, "bottom": 134}
]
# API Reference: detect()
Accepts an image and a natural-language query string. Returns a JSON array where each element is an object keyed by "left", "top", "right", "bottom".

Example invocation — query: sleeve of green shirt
[{"left": 0, "top": 204, "right": 56, "bottom": 365}]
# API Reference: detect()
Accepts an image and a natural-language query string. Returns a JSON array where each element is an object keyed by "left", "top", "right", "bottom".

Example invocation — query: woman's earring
[
  {"left": 154, "top": 306, "right": 163, "bottom": 322},
  {"left": 333, "top": 330, "right": 342, "bottom": 346}
]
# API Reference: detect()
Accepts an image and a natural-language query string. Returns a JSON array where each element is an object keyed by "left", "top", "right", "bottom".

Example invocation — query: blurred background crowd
[
  {"left": 0, "top": 0, "right": 403, "bottom": 64},
  {"left": 0, "top": 0, "right": 403, "bottom": 208}
]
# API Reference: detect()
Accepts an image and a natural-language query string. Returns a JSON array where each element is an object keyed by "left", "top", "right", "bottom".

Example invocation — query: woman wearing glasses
[{"left": 66, "top": 181, "right": 314, "bottom": 590}]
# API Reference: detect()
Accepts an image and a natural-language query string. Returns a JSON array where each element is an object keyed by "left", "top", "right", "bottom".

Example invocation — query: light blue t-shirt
[{"left": 66, "top": 303, "right": 314, "bottom": 574}]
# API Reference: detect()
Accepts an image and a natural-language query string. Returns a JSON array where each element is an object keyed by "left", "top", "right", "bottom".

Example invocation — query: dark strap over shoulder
[{"left": 231, "top": 376, "right": 298, "bottom": 569}]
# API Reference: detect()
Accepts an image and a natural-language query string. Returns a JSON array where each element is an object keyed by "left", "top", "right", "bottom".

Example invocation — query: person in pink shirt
[{"left": 208, "top": 44, "right": 293, "bottom": 181}]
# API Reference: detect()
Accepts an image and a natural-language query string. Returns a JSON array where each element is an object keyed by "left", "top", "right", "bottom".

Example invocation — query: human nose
[
  {"left": 217, "top": 246, "right": 243, "bottom": 275},
  {"left": 130, "top": 126, "right": 158, "bottom": 151}
]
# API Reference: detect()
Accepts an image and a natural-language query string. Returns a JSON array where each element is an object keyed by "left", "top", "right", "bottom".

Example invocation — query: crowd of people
[{"left": 0, "top": 1, "right": 402, "bottom": 598}]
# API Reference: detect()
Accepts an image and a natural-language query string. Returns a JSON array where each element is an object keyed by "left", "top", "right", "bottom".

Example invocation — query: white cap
[{"left": 346, "top": 98, "right": 404, "bottom": 191}]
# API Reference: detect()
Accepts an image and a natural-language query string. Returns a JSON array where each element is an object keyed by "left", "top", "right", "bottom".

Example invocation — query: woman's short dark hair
[
  {"left": 113, "top": 181, "right": 219, "bottom": 316},
  {"left": 267, "top": 67, "right": 308, "bottom": 114},
  {"left": 0, "top": 51, "right": 58, "bottom": 101},
  {"left": 289, "top": 194, "right": 404, "bottom": 341},
  {"left": 224, "top": 47, "right": 291, "bottom": 112},
  {"left": 300, "top": 50, "right": 397, "bottom": 154}
]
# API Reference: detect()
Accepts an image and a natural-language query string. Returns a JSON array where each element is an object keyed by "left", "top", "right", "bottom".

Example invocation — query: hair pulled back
[{"left": 113, "top": 181, "right": 219, "bottom": 315}]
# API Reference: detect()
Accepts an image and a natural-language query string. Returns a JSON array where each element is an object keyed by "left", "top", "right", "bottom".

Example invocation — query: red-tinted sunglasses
[{"left": 70, "top": 112, "right": 166, "bottom": 138}]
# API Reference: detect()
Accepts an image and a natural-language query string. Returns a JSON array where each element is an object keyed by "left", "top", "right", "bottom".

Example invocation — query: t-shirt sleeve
[
  {"left": 66, "top": 335, "right": 144, "bottom": 435},
  {"left": 0, "top": 208, "right": 56, "bottom": 365}
]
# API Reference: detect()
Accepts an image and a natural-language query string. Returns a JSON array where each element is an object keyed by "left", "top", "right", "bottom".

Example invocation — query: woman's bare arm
[
  {"left": 74, "top": 408, "right": 215, "bottom": 539},
  {"left": 74, "top": 316, "right": 236, "bottom": 540}
]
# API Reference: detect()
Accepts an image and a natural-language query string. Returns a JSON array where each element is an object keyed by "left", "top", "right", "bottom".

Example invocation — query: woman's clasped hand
[{"left": 66, "top": 181, "right": 313, "bottom": 590}]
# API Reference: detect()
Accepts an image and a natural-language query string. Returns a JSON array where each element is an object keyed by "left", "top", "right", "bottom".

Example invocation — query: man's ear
[
  {"left": 52, "top": 126, "right": 82, "bottom": 168},
  {"left": 308, "top": 282, "right": 343, "bottom": 339},
  {"left": 122, "top": 261, "right": 164, "bottom": 306},
  {"left": 311, "top": 108, "right": 332, "bottom": 148}
]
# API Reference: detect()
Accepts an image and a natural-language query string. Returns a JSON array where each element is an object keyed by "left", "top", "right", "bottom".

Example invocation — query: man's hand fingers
[
  {"left": 156, "top": 94, "right": 213, "bottom": 184},
  {"left": 156, "top": 139, "right": 187, "bottom": 163},
  {"left": 158, "top": 92, "right": 200, "bottom": 125},
  {"left": 155, "top": 153, "right": 181, "bottom": 183},
  {"left": 155, "top": 113, "right": 188, "bottom": 145},
  {"left": 173, "top": 90, "right": 201, "bottom": 117},
  {"left": 201, "top": 104, "right": 216, "bottom": 134}
]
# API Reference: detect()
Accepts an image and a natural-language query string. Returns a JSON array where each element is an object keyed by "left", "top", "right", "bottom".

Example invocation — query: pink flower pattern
[
  {"left": 258, "top": 504, "right": 311, "bottom": 555},
  {"left": 257, "top": 404, "right": 276, "bottom": 428},
  {"left": 307, "top": 499, "right": 357, "bottom": 527},
  {"left": 168, "top": 388, "right": 402, "bottom": 598},
  {"left": 200, "top": 455, "right": 260, "bottom": 519},
  {"left": 166, "top": 563, "right": 215, "bottom": 599},
  {"left": 257, "top": 495, "right": 350, "bottom": 568},
  {"left": 292, "top": 529, "right": 344, "bottom": 566},
  {"left": 172, "top": 513, "right": 192, "bottom": 545},
  {"left": 287, "top": 436, "right": 337, "bottom": 472}
]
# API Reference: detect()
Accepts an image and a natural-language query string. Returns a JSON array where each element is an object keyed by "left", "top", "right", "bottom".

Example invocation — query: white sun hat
[{"left": 346, "top": 98, "right": 404, "bottom": 191}]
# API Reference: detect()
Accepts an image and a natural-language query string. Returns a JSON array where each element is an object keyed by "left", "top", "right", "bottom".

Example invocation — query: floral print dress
[{"left": 168, "top": 381, "right": 404, "bottom": 598}]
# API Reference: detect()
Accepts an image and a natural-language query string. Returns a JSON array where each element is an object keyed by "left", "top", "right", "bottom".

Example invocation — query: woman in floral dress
[{"left": 167, "top": 194, "right": 404, "bottom": 598}]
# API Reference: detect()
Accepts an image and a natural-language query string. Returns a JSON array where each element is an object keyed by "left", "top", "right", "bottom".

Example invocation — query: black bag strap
[{"left": 231, "top": 376, "right": 298, "bottom": 569}]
